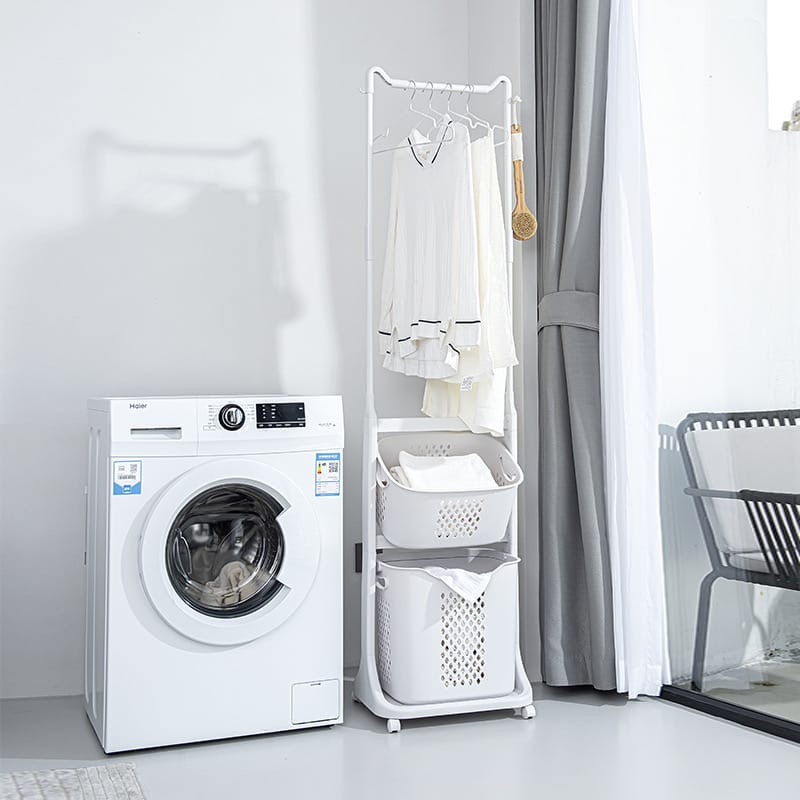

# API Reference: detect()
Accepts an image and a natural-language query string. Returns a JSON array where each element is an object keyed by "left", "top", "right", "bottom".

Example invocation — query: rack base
[{"left": 353, "top": 652, "right": 534, "bottom": 732}]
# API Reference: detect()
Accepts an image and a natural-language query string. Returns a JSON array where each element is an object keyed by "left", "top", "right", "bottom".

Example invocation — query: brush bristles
[{"left": 512, "top": 212, "right": 538, "bottom": 240}]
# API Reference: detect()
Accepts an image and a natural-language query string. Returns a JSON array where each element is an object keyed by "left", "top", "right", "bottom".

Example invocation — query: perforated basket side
[
  {"left": 434, "top": 497, "right": 484, "bottom": 540},
  {"left": 404, "top": 440, "right": 454, "bottom": 457},
  {"left": 376, "top": 481, "right": 387, "bottom": 533},
  {"left": 376, "top": 590, "right": 392, "bottom": 687},
  {"left": 440, "top": 591, "right": 487, "bottom": 689}
]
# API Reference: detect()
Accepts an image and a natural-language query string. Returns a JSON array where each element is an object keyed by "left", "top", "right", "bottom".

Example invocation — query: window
[{"left": 767, "top": 0, "right": 800, "bottom": 130}]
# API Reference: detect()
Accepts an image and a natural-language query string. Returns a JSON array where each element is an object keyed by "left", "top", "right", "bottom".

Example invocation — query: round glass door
[
  {"left": 165, "top": 484, "right": 285, "bottom": 618},
  {"left": 139, "top": 458, "right": 320, "bottom": 646}
]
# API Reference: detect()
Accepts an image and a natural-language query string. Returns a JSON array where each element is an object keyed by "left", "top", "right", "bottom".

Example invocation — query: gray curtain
[{"left": 534, "top": 0, "right": 616, "bottom": 689}]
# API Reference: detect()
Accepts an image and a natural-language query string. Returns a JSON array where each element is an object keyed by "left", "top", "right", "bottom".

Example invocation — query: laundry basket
[
  {"left": 376, "top": 433, "right": 523, "bottom": 548},
  {"left": 375, "top": 549, "right": 519, "bottom": 704}
]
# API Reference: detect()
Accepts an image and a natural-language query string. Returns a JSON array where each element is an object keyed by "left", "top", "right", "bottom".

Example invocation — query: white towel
[
  {"left": 397, "top": 451, "right": 496, "bottom": 491},
  {"left": 420, "top": 565, "right": 494, "bottom": 604}
]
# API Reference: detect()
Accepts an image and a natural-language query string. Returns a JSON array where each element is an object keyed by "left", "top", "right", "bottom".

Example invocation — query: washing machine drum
[
  {"left": 139, "top": 459, "right": 321, "bottom": 646},
  {"left": 166, "top": 485, "right": 285, "bottom": 618}
]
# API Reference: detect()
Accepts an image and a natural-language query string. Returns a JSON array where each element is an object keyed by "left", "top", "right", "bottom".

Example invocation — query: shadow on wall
[
  {"left": 4, "top": 133, "right": 300, "bottom": 414},
  {"left": 0, "top": 134, "right": 300, "bottom": 696}
]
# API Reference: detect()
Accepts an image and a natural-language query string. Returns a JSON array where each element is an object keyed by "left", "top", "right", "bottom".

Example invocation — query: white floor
[{"left": 1, "top": 681, "right": 797, "bottom": 799}]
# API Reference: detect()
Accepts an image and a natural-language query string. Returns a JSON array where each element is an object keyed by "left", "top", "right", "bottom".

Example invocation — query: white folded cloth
[
  {"left": 389, "top": 465, "right": 410, "bottom": 487},
  {"left": 420, "top": 565, "right": 493, "bottom": 603},
  {"left": 397, "top": 451, "right": 497, "bottom": 491}
]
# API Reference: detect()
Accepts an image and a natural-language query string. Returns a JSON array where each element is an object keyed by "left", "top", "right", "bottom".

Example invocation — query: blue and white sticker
[
  {"left": 113, "top": 461, "right": 142, "bottom": 495},
  {"left": 315, "top": 452, "right": 341, "bottom": 497}
]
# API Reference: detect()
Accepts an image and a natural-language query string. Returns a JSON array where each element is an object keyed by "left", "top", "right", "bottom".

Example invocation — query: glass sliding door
[{"left": 639, "top": 0, "right": 800, "bottom": 740}]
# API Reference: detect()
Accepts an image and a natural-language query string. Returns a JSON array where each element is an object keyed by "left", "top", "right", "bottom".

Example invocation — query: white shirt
[
  {"left": 422, "top": 130, "right": 517, "bottom": 435},
  {"left": 379, "top": 121, "right": 481, "bottom": 378}
]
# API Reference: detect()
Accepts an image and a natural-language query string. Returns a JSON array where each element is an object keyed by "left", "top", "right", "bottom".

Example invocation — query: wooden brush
[{"left": 510, "top": 105, "right": 537, "bottom": 240}]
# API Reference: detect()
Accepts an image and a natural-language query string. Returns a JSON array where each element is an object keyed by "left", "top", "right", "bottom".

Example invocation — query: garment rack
[{"left": 353, "top": 66, "right": 534, "bottom": 732}]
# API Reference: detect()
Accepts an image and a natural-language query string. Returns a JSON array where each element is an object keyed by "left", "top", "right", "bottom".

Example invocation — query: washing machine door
[{"left": 139, "top": 458, "right": 320, "bottom": 646}]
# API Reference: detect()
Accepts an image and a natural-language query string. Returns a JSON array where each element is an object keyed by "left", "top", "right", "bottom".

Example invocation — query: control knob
[{"left": 219, "top": 404, "right": 245, "bottom": 431}]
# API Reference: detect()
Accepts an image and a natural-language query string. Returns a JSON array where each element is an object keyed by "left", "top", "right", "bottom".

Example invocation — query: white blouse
[{"left": 378, "top": 121, "right": 481, "bottom": 378}]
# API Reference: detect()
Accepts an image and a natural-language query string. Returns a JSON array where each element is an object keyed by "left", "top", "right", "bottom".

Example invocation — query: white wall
[
  {"left": 640, "top": 0, "right": 800, "bottom": 679},
  {"left": 0, "top": 0, "right": 469, "bottom": 699}
]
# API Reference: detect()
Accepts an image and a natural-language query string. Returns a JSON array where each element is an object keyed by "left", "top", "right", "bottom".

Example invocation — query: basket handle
[
  {"left": 375, "top": 458, "right": 389, "bottom": 488},
  {"left": 498, "top": 455, "right": 518, "bottom": 484},
  {"left": 375, "top": 575, "right": 387, "bottom": 591}
]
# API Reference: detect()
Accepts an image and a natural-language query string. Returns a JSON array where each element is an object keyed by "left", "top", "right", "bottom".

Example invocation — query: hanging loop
[
  {"left": 465, "top": 84, "right": 475, "bottom": 113},
  {"left": 407, "top": 80, "right": 418, "bottom": 108}
]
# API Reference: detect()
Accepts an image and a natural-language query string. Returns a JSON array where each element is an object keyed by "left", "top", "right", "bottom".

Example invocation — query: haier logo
[{"left": 129, "top": 403, "right": 148, "bottom": 410}]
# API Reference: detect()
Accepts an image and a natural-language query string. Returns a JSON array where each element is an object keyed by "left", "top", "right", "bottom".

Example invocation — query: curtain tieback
[{"left": 537, "top": 290, "right": 599, "bottom": 333}]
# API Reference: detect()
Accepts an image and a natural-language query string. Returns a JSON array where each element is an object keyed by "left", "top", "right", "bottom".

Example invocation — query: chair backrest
[{"left": 678, "top": 410, "right": 800, "bottom": 557}]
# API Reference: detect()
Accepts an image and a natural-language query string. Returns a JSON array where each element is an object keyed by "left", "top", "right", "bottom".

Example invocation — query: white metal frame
[{"left": 353, "top": 66, "right": 534, "bottom": 732}]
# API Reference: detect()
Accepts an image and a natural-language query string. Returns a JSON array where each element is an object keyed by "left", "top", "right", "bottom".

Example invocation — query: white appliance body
[{"left": 84, "top": 395, "right": 343, "bottom": 752}]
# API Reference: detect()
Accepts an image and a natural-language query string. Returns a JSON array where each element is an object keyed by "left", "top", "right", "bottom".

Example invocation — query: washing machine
[{"left": 84, "top": 395, "right": 343, "bottom": 752}]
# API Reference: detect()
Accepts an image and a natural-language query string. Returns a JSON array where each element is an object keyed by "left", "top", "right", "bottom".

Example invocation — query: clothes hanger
[
  {"left": 463, "top": 85, "right": 491, "bottom": 131},
  {"left": 422, "top": 81, "right": 450, "bottom": 135},
  {"left": 373, "top": 80, "right": 455, "bottom": 155},
  {"left": 489, "top": 118, "right": 510, "bottom": 148},
  {"left": 408, "top": 80, "right": 440, "bottom": 131},
  {"left": 446, "top": 84, "right": 508, "bottom": 148},
  {"left": 444, "top": 83, "right": 474, "bottom": 128},
  {"left": 372, "top": 126, "right": 390, "bottom": 145}
]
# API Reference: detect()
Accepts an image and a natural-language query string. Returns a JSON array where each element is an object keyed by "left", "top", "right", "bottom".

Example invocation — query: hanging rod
[
  {"left": 366, "top": 67, "right": 512, "bottom": 155},
  {"left": 364, "top": 66, "right": 510, "bottom": 96}
]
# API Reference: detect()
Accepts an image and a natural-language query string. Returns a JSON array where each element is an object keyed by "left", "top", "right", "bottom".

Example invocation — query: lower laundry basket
[{"left": 375, "top": 549, "right": 519, "bottom": 705}]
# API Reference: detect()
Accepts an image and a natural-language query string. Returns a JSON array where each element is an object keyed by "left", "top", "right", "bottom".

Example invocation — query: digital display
[{"left": 256, "top": 402, "right": 306, "bottom": 429}]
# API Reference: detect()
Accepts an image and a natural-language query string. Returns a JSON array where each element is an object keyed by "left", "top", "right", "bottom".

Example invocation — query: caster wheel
[
  {"left": 386, "top": 718, "right": 401, "bottom": 734},
  {"left": 520, "top": 705, "right": 536, "bottom": 720}
]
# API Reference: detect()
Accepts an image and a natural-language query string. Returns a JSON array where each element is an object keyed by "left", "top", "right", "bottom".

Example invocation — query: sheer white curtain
[{"left": 600, "top": 0, "right": 670, "bottom": 698}]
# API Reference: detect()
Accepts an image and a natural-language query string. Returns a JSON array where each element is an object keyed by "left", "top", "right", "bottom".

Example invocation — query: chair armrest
[
  {"left": 685, "top": 487, "right": 800, "bottom": 505},
  {"left": 684, "top": 488, "right": 739, "bottom": 500},
  {"left": 685, "top": 488, "right": 800, "bottom": 584}
]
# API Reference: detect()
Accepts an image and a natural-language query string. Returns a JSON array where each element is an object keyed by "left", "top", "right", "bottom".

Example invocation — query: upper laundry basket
[{"left": 375, "top": 432, "right": 523, "bottom": 549}]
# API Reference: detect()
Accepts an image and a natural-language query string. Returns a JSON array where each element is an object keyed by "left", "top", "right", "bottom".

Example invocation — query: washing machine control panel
[
  {"left": 101, "top": 396, "right": 341, "bottom": 454},
  {"left": 197, "top": 397, "right": 336, "bottom": 442},
  {"left": 256, "top": 402, "right": 306, "bottom": 429}
]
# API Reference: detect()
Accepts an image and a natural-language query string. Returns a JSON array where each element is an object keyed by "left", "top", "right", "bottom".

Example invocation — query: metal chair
[{"left": 677, "top": 409, "right": 800, "bottom": 691}]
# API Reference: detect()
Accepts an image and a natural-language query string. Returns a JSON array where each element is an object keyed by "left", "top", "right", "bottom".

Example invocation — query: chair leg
[{"left": 691, "top": 572, "right": 718, "bottom": 692}]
